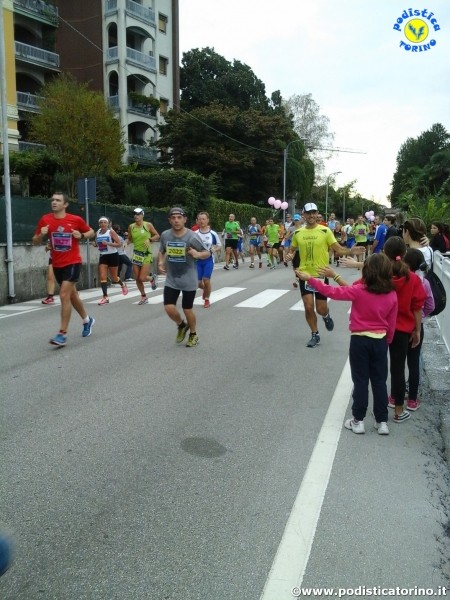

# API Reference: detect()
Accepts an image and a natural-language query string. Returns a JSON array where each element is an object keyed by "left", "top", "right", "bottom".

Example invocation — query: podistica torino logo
[{"left": 393, "top": 8, "right": 441, "bottom": 52}]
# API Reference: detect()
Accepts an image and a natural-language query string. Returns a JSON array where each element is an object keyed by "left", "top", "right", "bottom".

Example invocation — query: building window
[
  {"left": 160, "top": 98, "right": 169, "bottom": 115},
  {"left": 159, "top": 13, "right": 168, "bottom": 33},
  {"left": 159, "top": 56, "right": 168, "bottom": 75}
]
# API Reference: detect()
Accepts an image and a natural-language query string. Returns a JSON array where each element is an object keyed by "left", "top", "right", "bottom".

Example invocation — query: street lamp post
[
  {"left": 283, "top": 138, "right": 307, "bottom": 216},
  {"left": 325, "top": 171, "right": 341, "bottom": 222}
]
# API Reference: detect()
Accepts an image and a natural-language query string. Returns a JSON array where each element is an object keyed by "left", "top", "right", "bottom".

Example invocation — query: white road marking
[
  {"left": 259, "top": 359, "right": 353, "bottom": 599},
  {"left": 194, "top": 286, "right": 245, "bottom": 305},
  {"left": 235, "top": 289, "right": 290, "bottom": 308}
]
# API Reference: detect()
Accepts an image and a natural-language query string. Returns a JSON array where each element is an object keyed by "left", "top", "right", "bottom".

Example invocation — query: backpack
[{"left": 425, "top": 268, "right": 446, "bottom": 316}]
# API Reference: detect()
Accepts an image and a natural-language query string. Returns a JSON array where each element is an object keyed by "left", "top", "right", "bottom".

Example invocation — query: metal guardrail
[
  {"left": 17, "top": 91, "right": 42, "bottom": 111},
  {"left": 128, "top": 144, "right": 157, "bottom": 163},
  {"left": 434, "top": 251, "right": 450, "bottom": 355}
]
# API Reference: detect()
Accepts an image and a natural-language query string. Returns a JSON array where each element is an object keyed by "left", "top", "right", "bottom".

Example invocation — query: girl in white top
[
  {"left": 402, "top": 217, "right": 433, "bottom": 269},
  {"left": 95, "top": 217, "right": 129, "bottom": 305}
]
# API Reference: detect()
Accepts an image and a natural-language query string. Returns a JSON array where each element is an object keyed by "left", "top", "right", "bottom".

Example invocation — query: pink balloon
[
  {"left": 370, "top": 215, "right": 375, "bottom": 221},
  {"left": 365, "top": 211, "right": 370, "bottom": 219},
  {"left": 369, "top": 210, "right": 375, "bottom": 216},
  {"left": 274, "top": 200, "right": 282, "bottom": 209},
  {"left": 281, "top": 201, "right": 289, "bottom": 210},
  {"left": 268, "top": 197, "right": 276, "bottom": 205}
]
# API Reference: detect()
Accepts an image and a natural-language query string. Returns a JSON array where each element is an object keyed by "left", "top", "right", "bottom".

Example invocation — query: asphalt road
[{"left": 1, "top": 262, "right": 449, "bottom": 599}]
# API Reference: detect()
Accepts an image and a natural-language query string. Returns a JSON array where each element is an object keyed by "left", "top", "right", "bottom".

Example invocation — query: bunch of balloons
[
  {"left": 268, "top": 197, "right": 289, "bottom": 210},
  {"left": 365, "top": 210, "right": 375, "bottom": 222}
]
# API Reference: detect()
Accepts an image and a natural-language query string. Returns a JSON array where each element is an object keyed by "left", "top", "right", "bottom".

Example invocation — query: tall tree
[
  {"left": 157, "top": 102, "right": 306, "bottom": 203},
  {"left": 180, "top": 47, "right": 271, "bottom": 113},
  {"left": 30, "top": 74, "right": 124, "bottom": 196},
  {"left": 282, "top": 93, "right": 335, "bottom": 179},
  {"left": 391, "top": 123, "right": 450, "bottom": 205}
]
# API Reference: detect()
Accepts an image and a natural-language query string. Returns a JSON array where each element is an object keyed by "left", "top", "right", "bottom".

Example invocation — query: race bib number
[
  {"left": 97, "top": 234, "right": 109, "bottom": 253},
  {"left": 166, "top": 241, "right": 186, "bottom": 263},
  {"left": 304, "top": 277, "right": 324, "bottom": 293},
  {"left": 132, "top": 249, "right": 147, "bottom": 265},
  {"left": 51, "top": 232, "right": 72, "bottom": 252}
]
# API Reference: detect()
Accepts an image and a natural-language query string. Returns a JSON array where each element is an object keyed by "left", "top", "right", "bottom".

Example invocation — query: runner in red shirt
[{"left": 33, "top": 192, "right": 96, "bottom": 346}]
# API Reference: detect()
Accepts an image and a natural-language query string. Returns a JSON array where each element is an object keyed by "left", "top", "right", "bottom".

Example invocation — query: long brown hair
[
  {"left": 383, "top": 236, "right": 410, "bottom": 279},
  {"left": 361, "top": 253, "right": 395, "bottom": 294}
]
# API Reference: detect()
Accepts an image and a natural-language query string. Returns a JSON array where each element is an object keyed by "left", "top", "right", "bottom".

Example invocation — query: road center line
[{"left": 259, "top": 359, "right": 353, "bottom": 599}]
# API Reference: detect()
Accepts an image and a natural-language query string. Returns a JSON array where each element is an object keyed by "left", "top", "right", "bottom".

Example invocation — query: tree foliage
[
  {"left": 158, "top": 48, "right": 315, "bottom": 204},
  {"left": 282, "top": 93, "right": 335, "bottom": 179},
  {"left": 391, "top": 123, "right": 450, "bottom": 206},
  {"left": 157, "top": 102, "right": 303, "bottom": 203},
  {"left": 29, "top": 74, "right": 124, "bottom": 196},
  {"left": 180, "top": 47, "right": 271, "bottom": 113}
]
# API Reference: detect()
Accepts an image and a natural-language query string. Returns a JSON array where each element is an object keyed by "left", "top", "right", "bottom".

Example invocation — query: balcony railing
[
  {"left": 17, "top": 91, "right": 43, "bottom": 112},
  {"left": 107, "top": 95, "right": 157, "bottom": 118},
  {"left": 13, "top": 0, "right": 58, "bottom": 25},
  {"left": 126, "top": 0, "right": 155, "bottom": 26},
  {"left": 105, "top": 0, "right": 117, "bottom": 15},
  {"left": 128, "top": 144, "right": 157, "bottom": 163},
  {"left": 106, "top": 46, "right": 156, "bottom": 73},
  {"left": 15, "top": 41, "right": 60, "bottom": 69}
]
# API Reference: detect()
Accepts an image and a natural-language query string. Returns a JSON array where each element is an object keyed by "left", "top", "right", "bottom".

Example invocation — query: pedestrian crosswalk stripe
[
  {"left": 235, "top": 289, "right": 290, "bottom": 308},
  {"left": 194, "top": 286, "right": 245, "bottom": 305},
  {"left": 289, "top": 301, "right": 305, "bottom": 312}
]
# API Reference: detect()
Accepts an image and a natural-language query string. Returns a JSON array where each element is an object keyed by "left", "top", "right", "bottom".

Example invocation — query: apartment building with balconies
[
  {"left": 0, "top": 0, "right": 60, "bottom": 152},
  {"left": 56, "top": 0, "right": 179, "bottom": 165}
]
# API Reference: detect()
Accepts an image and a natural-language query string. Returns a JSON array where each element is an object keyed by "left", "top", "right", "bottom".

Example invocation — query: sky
[{"left": 179, "top": 0, "right": 450, "bottom": 207}]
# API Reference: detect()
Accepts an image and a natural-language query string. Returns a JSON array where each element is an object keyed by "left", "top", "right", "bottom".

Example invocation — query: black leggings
[
  {"left": 406, "top": 323, "right": 424, "bottom": 401},
  {"left": 389, "top": 330, "right": 410, "bottom": 407}
]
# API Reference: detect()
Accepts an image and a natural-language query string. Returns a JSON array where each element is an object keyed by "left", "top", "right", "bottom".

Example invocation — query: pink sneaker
[
  {"left": 41, "top": 296, "right": 55, "bottom": 305},
  {"left": 204, "top": 298, "right": 210, "bottom": 308},
  {"left": 98, "top": 297, "right": 109, "bottom": 305},
  {"left": 388, "top": 396, "right": 395, "bottom": 409},
  {"left": 406, "top": 398, "right": 420, "bottom": 411},
  {"left": 122, "top": 285, "right": 128, "bottom": 296}
]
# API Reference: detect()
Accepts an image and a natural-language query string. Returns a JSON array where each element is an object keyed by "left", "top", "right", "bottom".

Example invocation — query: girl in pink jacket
[{"left": 296, "top": 253, "right": 398, "bottom": 435}]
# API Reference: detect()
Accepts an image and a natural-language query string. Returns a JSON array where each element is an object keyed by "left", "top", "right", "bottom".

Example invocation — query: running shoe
[
  {"left": 394, "top": 410, "right": 411, "bottom": 423},
  {"left": 283, "top": 261, "right": 288, "bottom": 267},
  {"left": 292, "top": 281, "right": 298, "bottom": 288},
  {"left": 138, "top": 296, "right": 148, "bottom": 305},
  {"left": 204, "top": 299, "right": 210, "bottom": 308},
  {"left": 186, "top": 333, "right": 199, "bottom": 347},
  {"left": 406, "top": 399, "right": 421, "bottom": 411},
  {"left": 223, "top": 265, "right": 230, "bottom": 270},
  {"left": 387, "top": 396, "right": 396, "bottom": 409},
  {"left": 323, "top": 313, "right": 334, "bottom": 331},
  {"left": 98, "top": 297, "right": 109, "bottom": 305},
  {"left": 344, "top": 418, "right": 365, "bottom": 434},
  {"left": 82, "top": 316, "right": 95, "bottom": 337},
  {"left": 49, "top": 333, "right": 67, "bottom": 346},
  {"left": 249, "top": 263, "right": 254, "bottom": 269},
  {"left": 270, "top": 264, "right": 276, "bottom": 270},
  {"left": 306, "top": 333, "right": 320, "bottom": 348},
  {"left": 232, "top": 264, "right": 239, "bottom": 269},
  {"left": 41, "top": 296, "right": 55, "bottom": 305},
  {"left": 259, "top": 262, "right": 262, "bottom": 268},
  {"left": 150, "top": 276, "right": 158, "bottom": 291},
  {"left": 374, "top": 421, "right": 390, "bottom": 435},
  {"left": 176, "top": 322, "right": 189, "bottom": 343},
  {"left": 122, "top": 285, "right": 129, "bottom": 296}
]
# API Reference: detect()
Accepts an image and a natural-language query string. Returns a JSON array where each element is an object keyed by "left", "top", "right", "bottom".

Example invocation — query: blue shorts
[
  {"left": 197, "top": 257, "right": 214, "bottom": 280},
  {"left": 249, "top": 238, "right": 260, "bottom": 247},
  {"left": 284, "top": 239, "right": 291, "bottom": 248}
]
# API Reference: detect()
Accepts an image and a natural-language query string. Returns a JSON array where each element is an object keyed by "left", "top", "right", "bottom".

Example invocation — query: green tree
[
  {"left": 157, "top": 102, "right": 306, "bottom": 203},
  {"left": 391, "top": 123, "right": 450, "bottom": 205},
  {"left": 180, "top": 47, "right": 271, "bottom": 113},
  {"left": 29, "top": 74, "right": 124, "bottom": 196}
]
